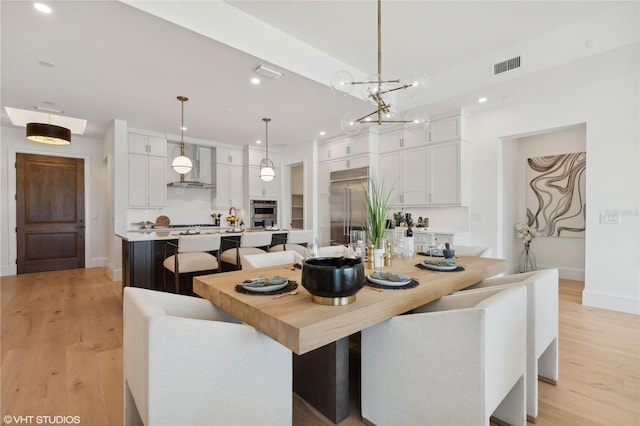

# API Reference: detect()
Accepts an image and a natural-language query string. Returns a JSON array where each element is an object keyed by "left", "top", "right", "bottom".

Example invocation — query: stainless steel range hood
[
  {"left": 167, "top": 143, "right": 214, "bottom": 189},
  {"left": 167, "top": 179, "right": 214, "bottom": 189}
]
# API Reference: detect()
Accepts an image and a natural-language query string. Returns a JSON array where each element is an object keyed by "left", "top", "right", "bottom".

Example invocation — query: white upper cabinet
[
  {"left": 379, "top": 125, "right": 427, "bottom": 154},
  {"left": 247, "top": 166, "right": 280, "bottom": 199},
  {"left": 214, "top": 163, "right": 244, "bottom": 209},
  {"left": 244, "top": 147, "right": 280, "bottom": 200},
  {"left": 379, "top": 146, "right": 428, "bottom": 207},
  {"left": 216, "top": 146, "right": 244, "bottom": 165},
  {"left": 318, "top": 133, "right": 373, "bottom": 160},
  {"left": 428, "top": 115, "right": 461, "bottom": 144},
  {"left": 129, "top": 133, "right": 167, "bottom": 157},
  {"left": 127, "top": 132, "right": 167, "bottom": 207},
  {"left": 427, "top": 140, "right": 470, "bottom": 205}
]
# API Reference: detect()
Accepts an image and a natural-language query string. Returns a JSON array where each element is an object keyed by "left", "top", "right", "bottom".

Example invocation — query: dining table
[{"left": 193, "top": 254, "right": 508, "bottom": 423}]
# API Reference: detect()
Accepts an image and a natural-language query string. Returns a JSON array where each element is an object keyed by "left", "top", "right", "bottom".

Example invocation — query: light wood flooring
[{"left": 1, "top": 268, "right": 638, "bottom": 425}]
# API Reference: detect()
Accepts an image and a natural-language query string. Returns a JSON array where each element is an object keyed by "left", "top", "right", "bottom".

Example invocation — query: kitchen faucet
[{"left": 228, "top": 207, "right": 241, "bottom": 232}]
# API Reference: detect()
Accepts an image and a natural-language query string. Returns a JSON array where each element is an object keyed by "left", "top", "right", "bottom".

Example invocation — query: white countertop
[
  {"left": 389, "top": 227, "right": 469, "bottom": 235},
  {"left": 117, "top": 227, "right": 289, "bottom": 242}
]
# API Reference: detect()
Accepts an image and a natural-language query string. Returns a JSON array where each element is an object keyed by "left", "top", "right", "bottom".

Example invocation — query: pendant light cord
[{"left": 263, "top": 117, "right": 271, "bottom": 160}]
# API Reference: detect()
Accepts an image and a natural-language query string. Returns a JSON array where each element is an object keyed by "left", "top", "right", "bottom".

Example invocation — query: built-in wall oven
[{"left": 250, "top": 200, "right": 278, "bottom": 229}]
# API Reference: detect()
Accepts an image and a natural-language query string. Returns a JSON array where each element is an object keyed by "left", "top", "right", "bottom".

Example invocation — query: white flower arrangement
[{"left": 515, "top": 223, "right": 536, "bottom": 245}]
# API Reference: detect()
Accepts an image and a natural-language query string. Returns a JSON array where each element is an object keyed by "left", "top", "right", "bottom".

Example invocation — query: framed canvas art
[{"left": 526, "top": 152, "right": 586, "bottom": 238}]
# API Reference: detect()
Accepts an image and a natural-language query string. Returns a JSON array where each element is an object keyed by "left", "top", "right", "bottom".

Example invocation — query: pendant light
[
  {"left": 259, "top": 117, "right": 275, "bottom": 182},
  {"left": 26, "top": 114, "right": 71, "bottom": 145},
  {"left": 171, "top": 96, "right": 193, "bottom": 174}
]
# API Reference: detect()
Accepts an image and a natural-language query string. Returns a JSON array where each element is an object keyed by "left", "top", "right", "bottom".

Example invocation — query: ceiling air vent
[
  {"left": 492, "top": 56, "right": 521, "bottom": 76},
  {"left": 254, "top": 64, "right": 283, "bottom": 79}
]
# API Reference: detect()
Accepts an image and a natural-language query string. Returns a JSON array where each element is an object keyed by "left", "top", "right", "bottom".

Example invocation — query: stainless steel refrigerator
[{"left": 329, "top": 167, "right": 369, "bottom": 246}]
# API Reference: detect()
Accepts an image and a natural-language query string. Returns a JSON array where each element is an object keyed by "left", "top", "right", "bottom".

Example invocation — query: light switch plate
[{"left": 600, "top": 212, "right": 621, "bottom": 224}]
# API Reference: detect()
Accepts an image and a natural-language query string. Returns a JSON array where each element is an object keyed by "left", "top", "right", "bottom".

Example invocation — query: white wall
[
  {"left": 0, "top": 126, "right": 109, "bottom": 276},
  {"left": 467, "top": 44, "right": 639, "bottom": 314}
]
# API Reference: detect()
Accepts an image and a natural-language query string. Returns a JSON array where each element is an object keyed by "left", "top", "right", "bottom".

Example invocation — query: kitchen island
[{"left": 117, "top": 228, "right": 289, "bottom": 293}]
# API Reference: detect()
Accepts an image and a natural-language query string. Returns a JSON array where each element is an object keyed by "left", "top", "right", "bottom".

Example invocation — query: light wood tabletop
[{"left": 193, "top": 255, "right": 508, "bottom": 355}]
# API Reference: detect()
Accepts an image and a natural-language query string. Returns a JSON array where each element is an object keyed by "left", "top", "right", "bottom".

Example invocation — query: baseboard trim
[
  {"left": 582, "top": 289, "right": 640, "bottom": 315},
  {"left": 107, "top": 266, "right": 122, "bottom": 282},
  {"left": 537, "top": 264, "right": 584, "bottom": 281}
]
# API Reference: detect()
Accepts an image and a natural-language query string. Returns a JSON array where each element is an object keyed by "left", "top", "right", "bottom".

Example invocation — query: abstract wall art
[{"left": 526, "top": 152, "right": 586, "bottom": 238}]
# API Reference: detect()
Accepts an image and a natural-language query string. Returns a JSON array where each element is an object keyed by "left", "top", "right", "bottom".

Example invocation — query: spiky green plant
[{"left": 364, "top": 177, "right": 392, "bottom": 249}]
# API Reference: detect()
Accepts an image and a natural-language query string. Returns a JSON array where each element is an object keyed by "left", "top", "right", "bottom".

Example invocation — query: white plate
[
  {"left": 242, "top": 280, "right": 288, "bottom": 293},
  {"left": 421, "top": 261, "right": 457, "bottom": 271},
  {"left": 367, "top": 274, "right": 412, "bottom": 287}
]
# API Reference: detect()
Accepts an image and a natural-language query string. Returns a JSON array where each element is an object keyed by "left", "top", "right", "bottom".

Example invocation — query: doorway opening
[{"left": 281, "top": 160, "right": 305, "bottom": 230}]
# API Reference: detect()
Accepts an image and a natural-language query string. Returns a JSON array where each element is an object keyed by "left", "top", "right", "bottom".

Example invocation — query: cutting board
[{"left": 155, "top": 215, "right": 170, "bottom": 227}]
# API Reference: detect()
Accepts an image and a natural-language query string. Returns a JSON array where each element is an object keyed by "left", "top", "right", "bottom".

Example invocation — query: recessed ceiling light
[
  {"left": 34, "top": 3, "right": 52, "bottom": 14},
  {"left": 319, "top": 131, "right": 326, "bottom": 136},
  {"left": 251, "top": 77, "right": 260, "bottom": 85},
  {"left": 478, "top": 97, "right": 488, "bottom": 103},
  {"left": 256, "top": 140, "right": 262, "bottom": 144}
]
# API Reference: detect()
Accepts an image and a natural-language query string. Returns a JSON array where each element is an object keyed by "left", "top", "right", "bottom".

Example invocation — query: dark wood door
[{"left": 16, "top": 153, "right": 85, "bottom": 273}]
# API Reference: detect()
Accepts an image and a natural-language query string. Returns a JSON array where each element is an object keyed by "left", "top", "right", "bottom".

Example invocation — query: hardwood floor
[{"left": 1, "top": 268, "right": 638, "bottom": 425}]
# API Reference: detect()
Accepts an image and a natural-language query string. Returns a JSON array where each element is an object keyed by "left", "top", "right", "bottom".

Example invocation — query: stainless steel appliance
[
  {"left": 250, "top": 199, "right": 278, "bottom": 229},
  {"left": 330, "top": 167, "right": 368, "bottom": 245}
]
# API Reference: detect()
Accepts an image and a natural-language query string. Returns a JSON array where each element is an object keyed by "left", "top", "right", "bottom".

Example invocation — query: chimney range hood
[{"left": 167, "top": 143, "right": 214, "bottom": 189}]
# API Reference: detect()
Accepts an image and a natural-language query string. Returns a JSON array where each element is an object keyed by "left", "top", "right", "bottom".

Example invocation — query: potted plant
[{"left": 365, "top": 177, "right": 392, "bottom": 268}]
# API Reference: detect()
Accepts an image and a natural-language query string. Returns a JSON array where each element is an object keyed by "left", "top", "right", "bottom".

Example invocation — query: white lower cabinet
[
  {"left": 214, "top": 164, "right": 244, "bottom": 209},
  {"left": 318, "top": 194, "right": 331, "bottom": 246}
]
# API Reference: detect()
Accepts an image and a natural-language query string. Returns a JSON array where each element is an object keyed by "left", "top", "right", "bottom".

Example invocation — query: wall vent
[{"left": 492, "top": 56, "right": 521, "bottom": 76}]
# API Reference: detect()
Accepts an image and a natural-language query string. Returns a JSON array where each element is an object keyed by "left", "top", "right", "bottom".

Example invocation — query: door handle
[{"left": 343, "top": 188, "right": 348, "bottom": 236}]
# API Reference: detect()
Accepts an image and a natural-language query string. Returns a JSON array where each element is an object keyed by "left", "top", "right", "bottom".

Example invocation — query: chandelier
[
  {"left": 330, "top": 0, "right": 429, "bottom": 135},
  {"left": 259, "top": 118, "right": 275, "bottom": 182},
  {"left": 172, "top": 96, "right": 193, "bottom": 175}
]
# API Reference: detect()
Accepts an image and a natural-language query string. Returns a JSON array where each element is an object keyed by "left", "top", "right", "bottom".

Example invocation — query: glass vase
[{"left": 518, "top": 245, "right": 537, "bottom": 273}]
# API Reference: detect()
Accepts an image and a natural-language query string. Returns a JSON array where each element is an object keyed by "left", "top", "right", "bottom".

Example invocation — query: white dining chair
[
  {"left": 361, "top": 286, "right": 528, "bottom": 426},
  {"left": 270, "top": 229, "right": 312, "bottom": 256},
  {"left": 162, "top": 234, "right": 221, "bottom": 294},
  {"left": 242, "top": 250, "right": 304, "bottom": 271},
  {"left": 218, "top": 231, "right": 273, "bottom": 270},
  {"left": 460, "top": 268, "right": 559, "bottom": 421},
  {"left": 317, "top": 245, "right": 349, "bottom": 257},
  {"left": 123, "top": 287, "right": 292, "bottom": 426},
  {"left": 452, "top": 244, "right": 492, "bottom": 257}
]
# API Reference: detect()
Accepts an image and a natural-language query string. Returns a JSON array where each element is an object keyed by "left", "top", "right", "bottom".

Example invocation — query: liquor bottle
[{"left": 404, "top": 225, "right": 414, "bottom": 258}]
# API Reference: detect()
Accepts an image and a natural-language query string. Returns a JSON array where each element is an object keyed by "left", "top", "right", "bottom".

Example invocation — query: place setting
[
  {"left": 235, "top": 275, "right": 299, "bottom": 296},
  {"left": 416, "top": 257, "right": 465, "bottom": 272},
  {"left": 366, "top": 271, "right": 419, "bottom": 290}
]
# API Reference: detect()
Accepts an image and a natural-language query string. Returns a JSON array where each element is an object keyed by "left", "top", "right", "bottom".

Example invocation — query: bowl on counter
[{"left": 301, "top": 257, "right": 365, "bottom": 306}]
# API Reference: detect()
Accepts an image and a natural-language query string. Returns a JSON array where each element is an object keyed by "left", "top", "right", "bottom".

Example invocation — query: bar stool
[
  {"left": 270, "top": 229, "right": 312, "bottom": 256},
  {"left": 218, "top": 231, "right": 273, "bottom": 271},
  {"left": 162, "top": 234, "right": 221, "bottom": 294}
]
